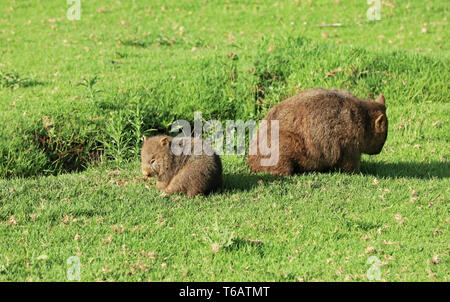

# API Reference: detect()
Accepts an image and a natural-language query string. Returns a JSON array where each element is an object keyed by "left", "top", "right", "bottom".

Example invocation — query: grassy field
[{"left": 0, "top": 0, "right": 449, "bottom": 281}]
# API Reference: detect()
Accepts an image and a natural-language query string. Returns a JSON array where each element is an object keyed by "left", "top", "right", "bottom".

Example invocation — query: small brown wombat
[
  {"left": 248, "top": 88, "right": 388, "bottom": 175},
  {"left": 141, "top": 135, "right": 222, "bottom": 196}
]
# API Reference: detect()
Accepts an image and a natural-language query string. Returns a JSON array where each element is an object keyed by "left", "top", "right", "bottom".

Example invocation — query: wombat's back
[{"left": 266, "top": 88, "right": 367, "bottom": 148}]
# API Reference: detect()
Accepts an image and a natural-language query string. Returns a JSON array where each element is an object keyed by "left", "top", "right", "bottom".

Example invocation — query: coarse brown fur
[
  {"left": 248, "top": 88, "right": 388, "bottom": 175},
  {"left": 141, "top": 135, "right": 222, "bottom": 196}
]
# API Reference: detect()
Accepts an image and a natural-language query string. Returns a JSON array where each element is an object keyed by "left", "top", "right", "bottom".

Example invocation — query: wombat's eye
[{"left": 150, "top": 159, "right": 156, "bottom": 164}]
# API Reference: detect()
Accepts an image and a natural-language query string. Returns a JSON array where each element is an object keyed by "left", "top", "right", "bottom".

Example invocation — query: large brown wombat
[
  {"left": 248, "top": 88, "right": 388, "bottom": 175},
  {"left": 141, "top": 135, "right": 222, "bottom": 196}
]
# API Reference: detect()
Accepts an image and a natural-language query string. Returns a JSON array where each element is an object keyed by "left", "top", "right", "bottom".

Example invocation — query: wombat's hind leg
[
  {"left": 249, "top": 130, "right": 301, "bottom": 176},
  {"left": 271, "top": 156, "right": 296, "bottom": 176},
  {"left": 186, "top": 189, "right": 204, "bottom": 197},
  {"left": 163, "top": 165, "right": 197, "bottom": 195},
  {"left": 165, "top": 161, "right": 216, "bottom": 196},
  {"left": 164, "top": 180, "right": 187, "bottom": 195},
  {"left": 250, "top": 155, "right": 295, "bottom": 176},
  {"left": 155, "top": 180, "right": 168, "bottom": 190}
]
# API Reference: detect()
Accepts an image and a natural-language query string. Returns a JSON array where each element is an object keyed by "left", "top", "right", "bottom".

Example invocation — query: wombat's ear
[
  {"left": 374, "top": 114, "right": 387, "bottom": 133},
  {"left": 159, "top": 137, "right": 169, "bottom": 146},
  {"left": 375, "top": 93, "right": 385, "bottom": 106},
  {"left": 143, "top": 135, "right": 149, "bottom": 142}
]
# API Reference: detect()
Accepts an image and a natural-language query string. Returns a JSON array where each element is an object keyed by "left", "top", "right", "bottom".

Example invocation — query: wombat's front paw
[{"left": 160, "top": 191, "right": 168, "bottom": 198}]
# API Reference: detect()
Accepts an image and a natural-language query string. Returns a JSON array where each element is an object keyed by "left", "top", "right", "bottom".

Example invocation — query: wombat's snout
[
  {"left": 366, "top": 140, "right": 386, "bottom": 155},
  {"left": 142, "top": 168, "right": 151, "bottom": 176}
]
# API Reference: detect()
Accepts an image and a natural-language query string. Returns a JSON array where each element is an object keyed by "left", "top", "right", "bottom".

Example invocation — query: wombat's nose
[{"left": 142, "top": 169, "right": 150, "bottom": 176}]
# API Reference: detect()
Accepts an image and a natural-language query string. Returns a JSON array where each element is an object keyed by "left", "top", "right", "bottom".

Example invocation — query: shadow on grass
[
  {"left": 223, "top": 172, "right": 288, "bottom": 192},
  {"left": 0, "top": 71, "right": 45, "bottom": 89},
  {"left": 361, "top": 161, "right": 450, "bottom": 179},
  {"left": 224, "top": 237, "right": 265, "bottom": 257},
  {"left": 223, "top": 160, "right": 449, "bottom": 192}
]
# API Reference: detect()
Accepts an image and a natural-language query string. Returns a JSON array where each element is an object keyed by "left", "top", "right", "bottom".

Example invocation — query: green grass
[{"left": 0, "top": 0, "right": 449, "bottom": 281}]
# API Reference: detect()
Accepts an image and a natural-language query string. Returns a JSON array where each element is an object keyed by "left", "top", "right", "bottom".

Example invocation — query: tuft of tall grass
[{"left": 0, "top": 37, "right": 448, "bottom": 177}]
